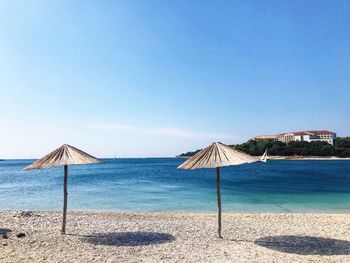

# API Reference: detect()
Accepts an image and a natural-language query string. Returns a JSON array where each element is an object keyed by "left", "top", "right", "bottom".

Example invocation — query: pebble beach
[{"left": 1, "top": 211, "right": 350, "bottom": 262}]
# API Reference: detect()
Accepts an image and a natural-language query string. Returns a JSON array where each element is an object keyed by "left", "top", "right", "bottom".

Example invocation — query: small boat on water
[{"left": 260, "top": 148, "right": 268, "bottom": 163}]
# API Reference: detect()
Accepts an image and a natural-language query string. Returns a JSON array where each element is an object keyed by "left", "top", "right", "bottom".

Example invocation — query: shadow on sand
[
  {"left": 0, "top": 228, "right": 12, "bottom": 235},
  {"left": 255, "top": 235, "right": 350, "bottom": 255},
  {"left": 80, "top": 231, "right": 175, "bottom": 246}
]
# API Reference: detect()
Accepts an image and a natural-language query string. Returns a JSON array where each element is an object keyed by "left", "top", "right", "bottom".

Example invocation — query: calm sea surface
[{"left": 1, "top": 159, "right": 350, "bottom": 213}]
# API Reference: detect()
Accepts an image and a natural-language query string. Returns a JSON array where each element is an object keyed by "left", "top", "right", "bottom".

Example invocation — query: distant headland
[{"left": 178, "top": 133, "right": 350, "bottom": 159}]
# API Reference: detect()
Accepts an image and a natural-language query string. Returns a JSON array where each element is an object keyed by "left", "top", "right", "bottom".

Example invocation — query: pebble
[
  {"left": 16, "top": 233, "right": 26, "bottom": 238},
  {"left": 0, "top": 211, "right": 349, "bottom": 263}
]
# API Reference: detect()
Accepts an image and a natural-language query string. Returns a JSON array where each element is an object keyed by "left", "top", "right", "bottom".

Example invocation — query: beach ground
[{"left": 1, "top": 211, "right": 350, "bottom": 262}]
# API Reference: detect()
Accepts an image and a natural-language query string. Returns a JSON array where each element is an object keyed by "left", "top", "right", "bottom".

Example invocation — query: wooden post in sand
[
  {"left": 61, "top": 165, "right": 68, "bottom": 234},
  {"left": 177, "top": 142, "right": 258, "bottom": 238},
  {"left": 216, "top": 167, "right": 222, "bottom": 238},
  {"left": 23, "top": 144, "right": 102, "bottom": 234}
]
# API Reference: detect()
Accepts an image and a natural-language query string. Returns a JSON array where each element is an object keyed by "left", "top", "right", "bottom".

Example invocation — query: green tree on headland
[
  {"left": 233, "top": 138, "right": 350, "bottom": 157},
  {"left": 178, "top": 137, "right": 350, "bottom": 157},
  {"left": 178, "top": 149, "right": 201, "bottom": 157}
]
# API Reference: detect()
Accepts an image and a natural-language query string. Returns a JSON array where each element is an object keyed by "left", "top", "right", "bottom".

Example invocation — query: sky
[{"left": 1, "top": 0, "right": 350, "bottom": 158}]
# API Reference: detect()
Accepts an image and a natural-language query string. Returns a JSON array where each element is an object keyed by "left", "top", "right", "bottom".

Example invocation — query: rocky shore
[{"left": 1, "top": 211, "right": 350, "bottom": 262}]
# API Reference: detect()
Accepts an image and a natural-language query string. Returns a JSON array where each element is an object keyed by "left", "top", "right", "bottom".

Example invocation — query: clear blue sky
[{"left": 1, "top": 0, "right": 349, "bottom": 158}]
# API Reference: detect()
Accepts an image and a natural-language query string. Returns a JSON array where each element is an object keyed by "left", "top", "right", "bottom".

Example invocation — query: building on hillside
[
  {"left": 304, "top": 130, "right": 337, "bottom": 145},
  {"left": 276, "top": 133, "right": 295, "bottom": 143},
  {"left": 276, "top": 131, "right": 316, "bottom": 143},
  {"left": 254, "top": 135, "right": 278, "bottom": 140},
  {"left": 255, "top": 130, "right": 336, "bottom": 145}
]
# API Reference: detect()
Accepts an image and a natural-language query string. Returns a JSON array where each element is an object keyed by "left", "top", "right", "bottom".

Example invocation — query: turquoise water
[{"left": 0, "top": 159, "right": 350, "bottom": 213}]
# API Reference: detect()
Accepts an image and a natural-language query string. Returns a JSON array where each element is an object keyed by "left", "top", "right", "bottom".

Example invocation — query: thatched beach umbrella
[
  {"left": 178, "top": 142, "right": 258, "bottom": 238},
  {"left": 24, "top": 144, "right": 102, "bottom": 234}
]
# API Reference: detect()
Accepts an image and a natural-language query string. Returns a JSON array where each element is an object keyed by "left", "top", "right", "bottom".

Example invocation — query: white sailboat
[{"left": 260, "top": 148, "right": 268, "bottom": 163}]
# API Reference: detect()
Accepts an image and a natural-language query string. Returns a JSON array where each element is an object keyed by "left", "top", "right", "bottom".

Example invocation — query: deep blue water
[{"left": 1, "top": 159, "right": 350, "bottom": 212}]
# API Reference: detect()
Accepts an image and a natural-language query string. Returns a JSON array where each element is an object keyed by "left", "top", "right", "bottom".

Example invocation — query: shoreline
[
  {"left": 268, "top": 156, "right": 350, "bottom": 160},
  {"left": 3, "top": 209, "right": 350, "bottom": 217},
  {"left": 2, "top": 209, "right": 350, "bottom": 214},
  {"left": 1, "top": 210, "right": 350, "bottom": 262},
  {"left": 2, "top": 156, "right": 350, "bottom": 161},
  {"left": 177, "top": 155, "right": 350, "bottom": 160}
]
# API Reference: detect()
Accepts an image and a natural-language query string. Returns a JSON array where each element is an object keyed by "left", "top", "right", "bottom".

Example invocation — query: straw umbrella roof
[
  {"left": 24, "top": 144, "right": 102, "bottom": 170},
  {"left": 178, "top": 142, "right": 258, "bottom": 170}
]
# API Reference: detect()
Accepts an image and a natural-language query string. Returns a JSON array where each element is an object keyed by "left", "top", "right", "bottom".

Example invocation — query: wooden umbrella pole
[
  {"left": 61, "top": 165, "right": 68, "bottom": 234},
  {"left": 216, "top": 167, "right": 222, "bottom": 238}
]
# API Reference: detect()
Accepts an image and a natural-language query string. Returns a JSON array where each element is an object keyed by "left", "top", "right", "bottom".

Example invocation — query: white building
[{"left": 277, "top": 130, "right": 336, "bottom": 145}]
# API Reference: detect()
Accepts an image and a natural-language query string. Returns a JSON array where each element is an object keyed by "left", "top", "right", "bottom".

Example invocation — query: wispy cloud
[{"left": 83, "top": 124, "right": 238, "bottom": 140}]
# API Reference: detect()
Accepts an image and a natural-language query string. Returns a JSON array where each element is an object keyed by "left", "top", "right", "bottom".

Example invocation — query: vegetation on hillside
[
  {"left": 233, "top": 137, "right": 350, "bottom": 157},
  {"left": 178, "top": 137, "right": 350, "bottom": 158},
  {"left": 177, "top": 149, "right": 201, "bottom": 157}
]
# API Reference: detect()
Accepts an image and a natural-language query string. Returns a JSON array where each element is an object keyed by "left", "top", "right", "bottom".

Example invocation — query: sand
[{"left": 1, "top": 211, "right": 350, "bottom": 262}]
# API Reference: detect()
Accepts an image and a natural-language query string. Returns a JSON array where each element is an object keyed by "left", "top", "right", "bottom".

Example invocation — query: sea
[{"left": 1, "top": 158, "right": 350, "bottom": 213}]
